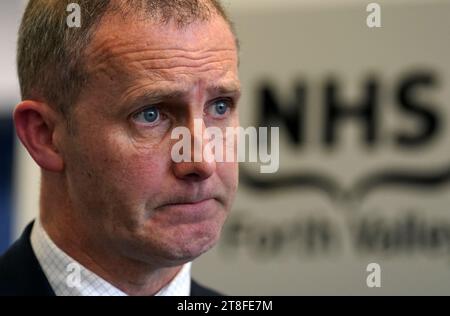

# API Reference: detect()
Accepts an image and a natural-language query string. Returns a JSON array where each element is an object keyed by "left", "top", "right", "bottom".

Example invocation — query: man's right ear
[{"left": 13, "top": 100, "right": 64, "bottom": 172}]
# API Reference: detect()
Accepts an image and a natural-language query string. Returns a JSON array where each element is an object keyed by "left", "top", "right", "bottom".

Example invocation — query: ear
[{"left": 13, "top": 100, "right": 64, "bottom": 172}]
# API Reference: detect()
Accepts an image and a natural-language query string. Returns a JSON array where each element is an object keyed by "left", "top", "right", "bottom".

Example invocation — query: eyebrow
[
  {"left": 208, "top": 82, "right": 241, "bottom": 96},
  {"left": 124, "top": 81, "right": 241, "bottom": 109}
]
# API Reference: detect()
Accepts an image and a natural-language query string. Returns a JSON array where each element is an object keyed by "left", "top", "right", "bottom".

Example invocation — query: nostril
[
  {"left": 172, "top": 160, "right": 216, "bottom": 181},
  {"left": 183, "top": 173, "right": 205, "bottom": 182}
]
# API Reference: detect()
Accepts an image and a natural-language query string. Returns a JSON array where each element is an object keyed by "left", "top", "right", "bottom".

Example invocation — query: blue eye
[
  {"left": 134, "top": 106, "right": 160, "bottom": 125},
  {"left": 210, "top": 100, "right": 230, "bottom": 117}
]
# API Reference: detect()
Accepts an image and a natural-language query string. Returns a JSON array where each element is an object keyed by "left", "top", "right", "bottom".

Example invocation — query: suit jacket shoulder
[{"left": 0, "top": 223, "right": 54, "bottom": 296}]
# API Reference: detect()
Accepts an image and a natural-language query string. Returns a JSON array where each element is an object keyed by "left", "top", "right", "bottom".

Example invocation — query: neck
[{"left": 39, "top": 172, "right": 182, "bottom": 296}]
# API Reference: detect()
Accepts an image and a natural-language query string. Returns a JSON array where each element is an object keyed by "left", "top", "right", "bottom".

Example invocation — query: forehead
[{"left": 84, "top": 13, "right": 239, "bottom": 91}]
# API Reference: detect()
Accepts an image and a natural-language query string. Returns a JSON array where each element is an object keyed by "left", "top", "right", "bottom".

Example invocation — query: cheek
[
  {"left": 72, "top": 131, "right": 170, "bottom": 206},
  {"left": 100, "top": 144, "right": 170, "bottom": 200},
  {"left": 217, "top": 161, "right": 239, "bottom": 197}
]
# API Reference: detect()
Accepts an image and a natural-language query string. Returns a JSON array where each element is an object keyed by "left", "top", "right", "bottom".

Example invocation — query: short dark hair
[{"left": 17, "top": 0, "right": 236, "bottom": 117}]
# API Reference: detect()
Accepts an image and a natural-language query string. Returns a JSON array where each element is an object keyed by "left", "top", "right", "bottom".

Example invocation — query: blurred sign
[{"left": 193, "top": 1, "right": 450, "bottom": 295}]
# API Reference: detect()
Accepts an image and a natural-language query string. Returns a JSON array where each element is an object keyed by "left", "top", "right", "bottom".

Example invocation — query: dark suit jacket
[{"left": 0, "top": 222, "right": 221, "bottom": 296}]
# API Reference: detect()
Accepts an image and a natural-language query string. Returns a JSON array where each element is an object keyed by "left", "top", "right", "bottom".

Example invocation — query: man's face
[{"left": 60, "top": 14, "right": 240, "bottom": 266}]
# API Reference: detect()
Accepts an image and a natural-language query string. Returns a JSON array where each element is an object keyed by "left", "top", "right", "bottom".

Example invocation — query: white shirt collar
[{"left": 30, "top": 218, "right": 191, "bottom": 296}]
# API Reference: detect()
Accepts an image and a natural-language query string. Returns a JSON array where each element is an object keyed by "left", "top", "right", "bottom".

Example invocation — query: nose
[{"left": 172, "top": 119, "right": 216, "bottom": 181}]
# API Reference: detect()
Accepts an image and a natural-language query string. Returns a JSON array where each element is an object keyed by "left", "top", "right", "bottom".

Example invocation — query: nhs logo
[{"left": 240, "top": 69, "right": 449, "bottom": 205}]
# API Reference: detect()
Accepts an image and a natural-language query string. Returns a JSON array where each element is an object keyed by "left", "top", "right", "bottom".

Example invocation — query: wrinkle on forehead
[
  {"left": 89, "top": 46, "right": 236, "bottom": 75},
  {"left": 86, "top": 48, "right": 238, "bottom": 96},
  {"left": 84, "top": 13, "right": 237, "bottom": 78},
  {"left": 88, "top": 37, "right": 236, "bottom": 68}
]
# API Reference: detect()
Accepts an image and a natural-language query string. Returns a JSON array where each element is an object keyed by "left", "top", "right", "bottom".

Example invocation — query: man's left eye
[{"left": 208, "top": 99, "right": 231, "bottom": 118}]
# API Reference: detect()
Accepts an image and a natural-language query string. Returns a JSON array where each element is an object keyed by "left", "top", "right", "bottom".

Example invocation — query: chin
[
  {"left": 122, "top": 213, "right": 226, "bottom": 266},
  {"left": 156, "top": 223, "right": 223, "bottom": 265}
]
